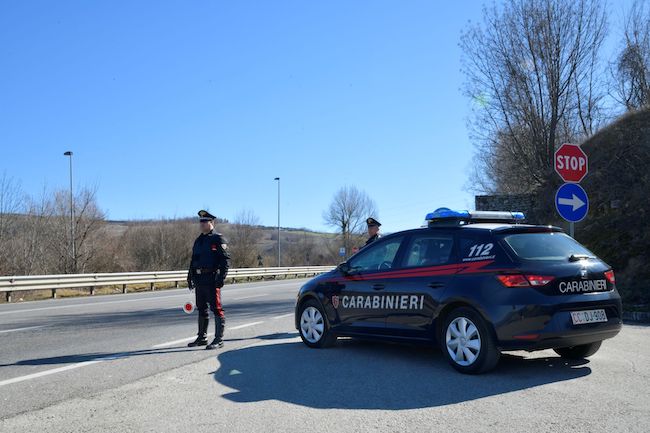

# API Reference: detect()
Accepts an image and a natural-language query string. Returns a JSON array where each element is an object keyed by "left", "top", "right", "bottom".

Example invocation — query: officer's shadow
[{"left": 213, "top": 338, "right": 591, "bottom": 410}]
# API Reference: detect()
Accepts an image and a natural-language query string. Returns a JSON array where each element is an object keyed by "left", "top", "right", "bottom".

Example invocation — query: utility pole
[
  {"left": 274, "top": 177, "right": 281, "bottom": 267},
  {"left": 63, "top": 151, "right": 75, "bottom": 272}
]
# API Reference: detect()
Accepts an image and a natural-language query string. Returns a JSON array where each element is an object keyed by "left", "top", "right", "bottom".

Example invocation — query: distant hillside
[{"left": 101, "top": 219, "right": 344, "bottom": 268}]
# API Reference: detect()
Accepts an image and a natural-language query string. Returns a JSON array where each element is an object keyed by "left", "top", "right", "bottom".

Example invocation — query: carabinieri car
[{"left": 294, "top": 208, "right": 622, "bottom": 374}]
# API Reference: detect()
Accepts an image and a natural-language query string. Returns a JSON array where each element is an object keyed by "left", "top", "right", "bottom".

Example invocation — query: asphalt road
[{"left": 1, "top": 279, "right": 649, "bottom": 432}]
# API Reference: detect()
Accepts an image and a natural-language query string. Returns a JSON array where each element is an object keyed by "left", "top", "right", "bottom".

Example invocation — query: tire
[
  {"left": 440, "top": 307, "right": 500, "bottom": 374},
  {"left": 553, "top": 341, "right": 602, "bottom": 359},
  {"left": 298, "top": 299, "right": 336, "bottom": 348}
]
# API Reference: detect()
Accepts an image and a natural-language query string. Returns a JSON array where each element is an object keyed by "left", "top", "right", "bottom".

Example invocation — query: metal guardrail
[{"left": 0, "top": 266, "right": 335, "bottom": 302}]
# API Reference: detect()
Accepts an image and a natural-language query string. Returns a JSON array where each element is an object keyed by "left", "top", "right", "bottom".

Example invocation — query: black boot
[
  {"left": 188, "top": 316, "right": 209, "bottom": 347},
  {"left": 206, "top": 316, "right": 225, "bottom": 350}
]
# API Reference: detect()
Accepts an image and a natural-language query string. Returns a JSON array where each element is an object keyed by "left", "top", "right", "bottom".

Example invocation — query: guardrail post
[
  {"left": 90, "top": 287, "right": 95, "bottom": 296},
  {"left": 6, "top": 291, "right": 12, "bottom": 303},
  {"left": 122, "top": 284, "right": 127, "bottom": 294},
  {"left": 175, "top": 281, "right": 179, "bottom": 288},
  {"left": 150, "top": 282, "right": 155, "bottom": 291},
  {"left": 51, "top": 289, "right": 57, "bottom": 299}
]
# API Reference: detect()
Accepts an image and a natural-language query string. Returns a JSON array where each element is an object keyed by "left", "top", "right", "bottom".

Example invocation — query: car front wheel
[{"left": 298, "top": 299, "right": 336, "bottom": 348}]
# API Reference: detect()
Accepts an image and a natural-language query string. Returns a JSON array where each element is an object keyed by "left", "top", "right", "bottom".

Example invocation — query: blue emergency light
[{"left": 425, "top": 207, "right": 525, "bottom": 226}]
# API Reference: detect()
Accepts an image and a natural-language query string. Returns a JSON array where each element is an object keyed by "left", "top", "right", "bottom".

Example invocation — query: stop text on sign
[{"left": 556, "top": 154, "right": 586, "bottom": 172}]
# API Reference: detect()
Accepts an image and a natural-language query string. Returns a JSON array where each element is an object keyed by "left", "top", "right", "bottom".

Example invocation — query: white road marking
[
  {"left": 0, "top": 360, "right": 102, "bottom": 388},
  {"left": 151, "top": 334, "right": 215, "bottom": 349},
  {"left": 0, "top": 351, "right": 141, "bottom": 388},
  {"left": 151, "top": 320, "right": 265, "bottom": 348},
  {"left": 0, "top": 294, "right": 189, "bottom": 316},
  {"left": 0, "top": 353, "right": 128, "bottom": 387},
  {"left": 0, "top": 325, "right": 47, "bottom": 334},
  {"left": 229, "top": 321, "right": 264, "bottom": 330},
  {"left": 272, "top": 313, "right": 293, "bottom": 320},
  {"left": 231, "top": 294, "right": 268, "bottom": 301}
]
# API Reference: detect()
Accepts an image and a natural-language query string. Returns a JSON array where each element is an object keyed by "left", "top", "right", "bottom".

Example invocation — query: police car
[{"left": 294, "top": 208, "right": 622, "bottom": 374}]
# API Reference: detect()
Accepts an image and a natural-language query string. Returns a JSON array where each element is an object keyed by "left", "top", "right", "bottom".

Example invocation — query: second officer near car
[
  {"left": 364, "top": 217, "right": 381, "bottom": 247},
  {"left": 187, "top": 210, "right": 230, "bottom": 350}
]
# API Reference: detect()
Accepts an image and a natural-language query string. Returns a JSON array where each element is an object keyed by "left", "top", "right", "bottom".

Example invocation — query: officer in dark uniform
[
  {"left": 364, "top": 217, "right": 381, "bottom": 247},
  {"left": 187, "top": 210, "right": 230, "bottom": 350}
]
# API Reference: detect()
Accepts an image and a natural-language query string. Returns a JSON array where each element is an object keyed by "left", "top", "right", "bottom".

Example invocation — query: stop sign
[{"left": 554, "top": 143, "right": 588, "bottom": 183}]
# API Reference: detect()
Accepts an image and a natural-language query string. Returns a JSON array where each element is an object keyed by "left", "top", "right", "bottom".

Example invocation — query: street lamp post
[
  {"left": 63, "top": 151, "right": 75, "bottom": 272},
  {"left": 274, "top": 177, "right": 280, "bottom": 267}
]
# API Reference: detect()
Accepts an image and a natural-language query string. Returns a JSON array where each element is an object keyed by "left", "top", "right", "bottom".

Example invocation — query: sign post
[{"left": 554, "top": 143, "right": 589, "bottom": 237}]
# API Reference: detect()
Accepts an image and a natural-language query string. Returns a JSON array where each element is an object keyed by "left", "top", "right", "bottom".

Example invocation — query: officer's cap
[
  {"left": 198, "top": 210, "right": 216, "bottom": 222},
  {"left": 366, "top": 217, "right": 381, "bottom": 227}
]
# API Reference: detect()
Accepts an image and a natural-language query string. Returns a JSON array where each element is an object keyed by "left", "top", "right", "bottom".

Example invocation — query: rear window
[{"left": 503, "top": 232, "right": 595, "bottom": 261}]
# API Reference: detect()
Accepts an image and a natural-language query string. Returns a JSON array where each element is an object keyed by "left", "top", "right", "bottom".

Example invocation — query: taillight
[
  {"left": 497, "top": 274, "right": 555, "bottom": 287},
  {"left": 604, "top": 270, "right": 615, "bottom": 285},
  {"left": 497, "top": 275, "right": 530, "bottom": 287},
  {"left": 526, "top": 275, "right": 555, "bottom": 286}
]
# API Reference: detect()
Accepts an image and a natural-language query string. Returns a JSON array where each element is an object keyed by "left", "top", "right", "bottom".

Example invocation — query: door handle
[
  {"left": 372, "top": 284, "right": 385, "bottom": 291},
  {"left": 428, "top": 282, "right": 444, "bottom": 289}
]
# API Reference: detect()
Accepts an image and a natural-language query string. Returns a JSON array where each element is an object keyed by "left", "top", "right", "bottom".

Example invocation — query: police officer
[
  {"left": 187, "top": 210, "right": 230, "bottom": 350},
  {"left": 364, "top": 217, "right": 381, "bottom": 247}
]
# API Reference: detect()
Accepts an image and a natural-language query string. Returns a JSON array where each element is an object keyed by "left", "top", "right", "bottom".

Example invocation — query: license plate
[{"left": 570, "top": 309, "right": 607, "bottom": 325}]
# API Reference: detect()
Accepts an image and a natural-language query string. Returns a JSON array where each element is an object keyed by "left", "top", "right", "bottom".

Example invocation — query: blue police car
[{"left": 295, "top": 208, "right": 622, "bottom": 374}]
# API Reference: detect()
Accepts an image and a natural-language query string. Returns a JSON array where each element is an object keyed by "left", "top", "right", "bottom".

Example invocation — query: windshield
[{"left": 503, "top": 232, "right": 596, "bottom": 261}]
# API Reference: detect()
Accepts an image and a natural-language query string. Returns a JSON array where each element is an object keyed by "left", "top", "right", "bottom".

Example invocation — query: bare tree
[
  {"left": 46, "top": 187, "right": 106, "bottom": 273},
  {"left": 284, "top": 232, "right": 318, "bottom": 266},
  {"left": 0, "top": 184, "right": 107, "bottom": 275},
  {"left": 12, "top": 188, "right": 55, "bottom": 275},
  {"left": 0, "top": 173, "right": 24, "bottom": 274},
  {"left": 227, "top": 209, "right": 262, "bottom": 268},
  {"left": 613, "top": 0, "right": 650, "bottom": 111},
  {"left": 323, "top": 186, "right": 377, "bottom": 259},
  {"left": 461, "top": 0, "right": 608, "bottom": 194},
  {"left": 123, "top": 219, "right": 194, "bottom": 271}
]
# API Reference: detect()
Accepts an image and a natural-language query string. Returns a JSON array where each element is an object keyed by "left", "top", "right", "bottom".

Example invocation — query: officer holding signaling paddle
[{"left": 187, "top": 210, "right": 230, "bottom": 350}]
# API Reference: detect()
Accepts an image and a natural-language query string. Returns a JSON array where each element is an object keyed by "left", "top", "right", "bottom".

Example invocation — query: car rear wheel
[
  {"left": 298, "top": 299, "right": 336, "bottom": 348},
  {"left": 441, "top": 307, "right": 500, "bottom": 374},
  {"left": 553, "top": 341, "right": 602, "bottom": 359}
]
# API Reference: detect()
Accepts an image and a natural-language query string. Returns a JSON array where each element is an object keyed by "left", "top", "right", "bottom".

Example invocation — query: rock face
[
  {"left": 579, "top": 108, "right": 650, "bottom": 307},
  {"left": 475, "top": 108, "right": 650, "bottom": 308}
]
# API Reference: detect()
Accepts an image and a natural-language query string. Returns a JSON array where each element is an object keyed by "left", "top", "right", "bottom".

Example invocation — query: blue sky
[{"left": 0, "top": 1, "right": 632, "bottom": 233}]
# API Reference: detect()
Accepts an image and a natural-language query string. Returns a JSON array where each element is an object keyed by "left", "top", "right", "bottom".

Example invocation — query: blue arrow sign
[{"left": 555, "top": 183, "right": 589, "bottom": 222}]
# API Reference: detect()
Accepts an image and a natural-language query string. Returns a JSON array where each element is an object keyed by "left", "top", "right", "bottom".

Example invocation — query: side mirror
[{"left": 338, "top": 262, "right": 350, "bottom": 275}]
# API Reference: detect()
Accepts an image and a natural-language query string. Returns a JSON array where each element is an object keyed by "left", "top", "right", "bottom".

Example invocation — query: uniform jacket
[
  {"left": 188, "top": 231, "right": 231, "bottom": 286},
  {"left": 364, "top": 233, "right": 381, "bottom": 247}
]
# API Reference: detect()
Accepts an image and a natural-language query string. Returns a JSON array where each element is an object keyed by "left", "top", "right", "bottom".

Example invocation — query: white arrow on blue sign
[{"left": 555, "top": 183, "right": 589, "bottom": 222}]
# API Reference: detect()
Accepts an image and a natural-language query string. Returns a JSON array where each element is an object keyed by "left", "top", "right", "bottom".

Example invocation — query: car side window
[
  {"left": 402, "top": 233, "right": 455, "bottom": 268},
  {"left": 348, "top": 236, "right": 404, "bottom": 273}
]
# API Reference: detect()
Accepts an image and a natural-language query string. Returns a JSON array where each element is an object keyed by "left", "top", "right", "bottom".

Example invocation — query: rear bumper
[
  {"left": 498, "top": 323, "right": 622, "bottom": 351},
  {"left": 492, "top": 293, "right": 623, "bottom": 351}
]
